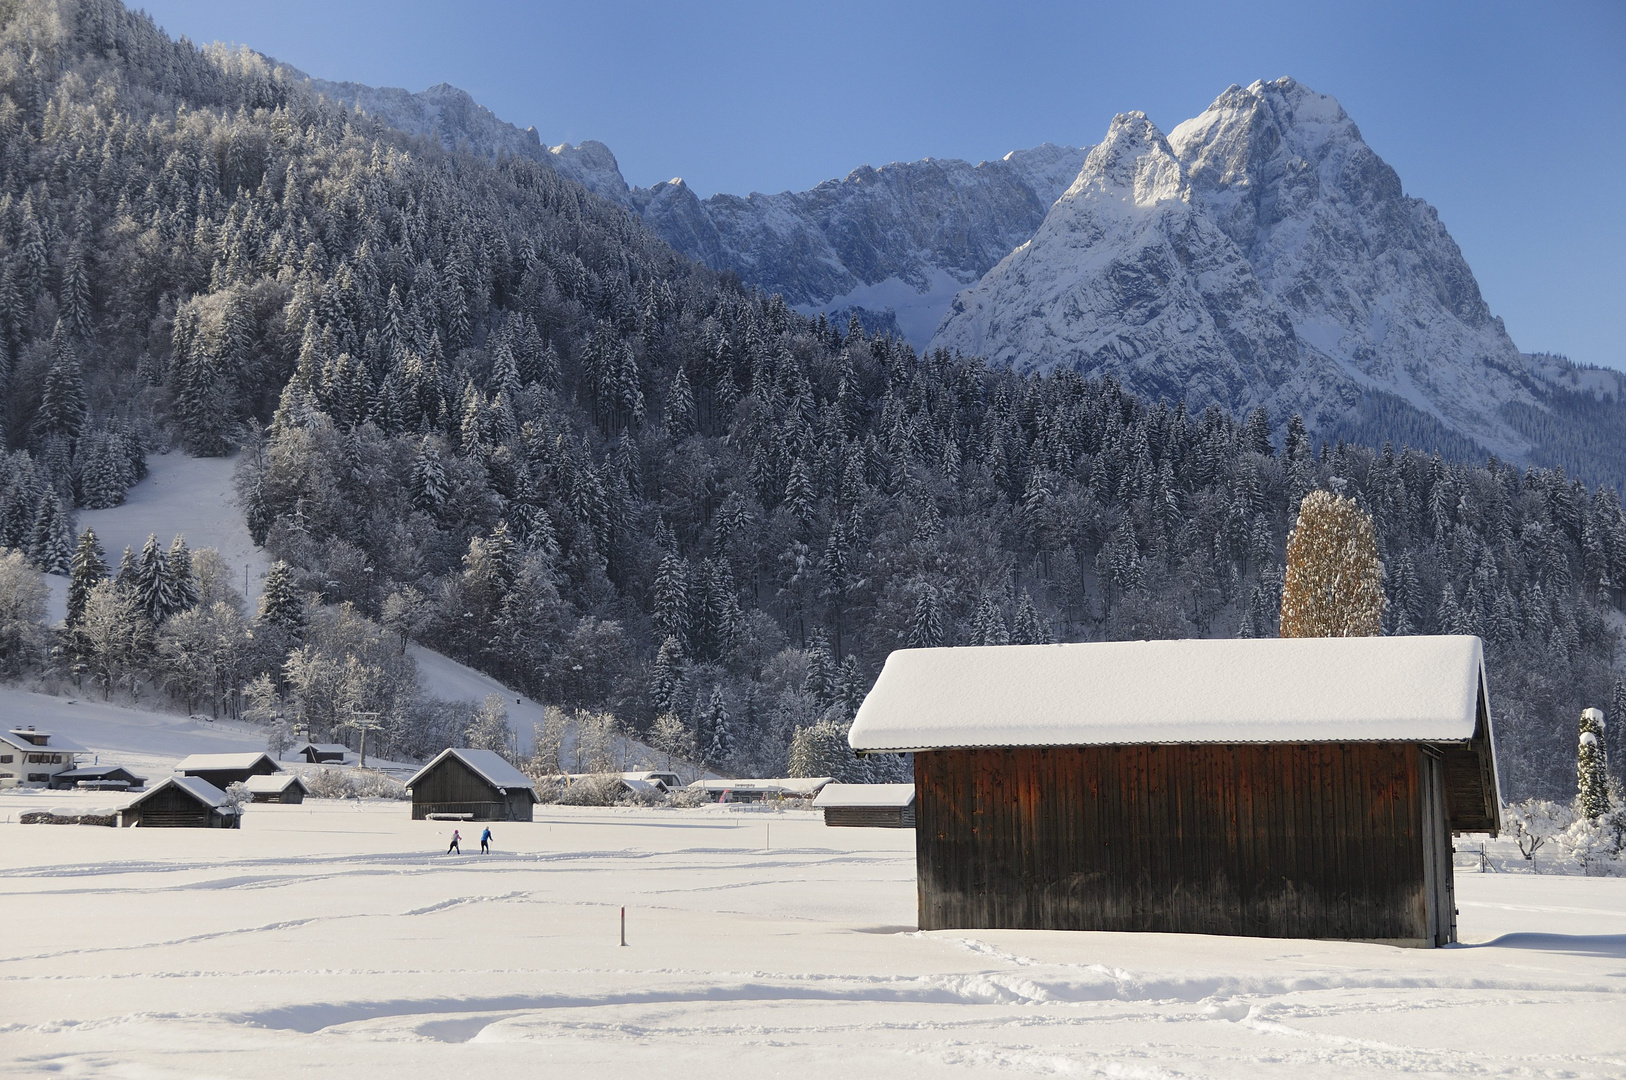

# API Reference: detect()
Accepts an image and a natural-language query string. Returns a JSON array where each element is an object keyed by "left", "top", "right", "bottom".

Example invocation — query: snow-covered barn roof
[
  {"left": 814, "top": 783, "right": 915, "bottom": 808},
  {"left": 245, "top": 773, "right": 310, "bottom": 794},
  {"left": 849, "top": 636, "right": 1491, "bottom": 753},
  {"left": 407, "top": 749, "right": 537, "bottom": 796},
  {"left": 174, "top": 752, "right": 278, "bottom": 773}
]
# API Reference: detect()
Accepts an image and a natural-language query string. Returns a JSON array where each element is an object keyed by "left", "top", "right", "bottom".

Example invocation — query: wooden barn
[
  {"left": 245, "top": 773, "right": 310, "bottom": 804},
  {"left": 407, "top": 749, "right": 538, "bottom": 821},
  {"left": 173, "top": 752, "right": 281, "bottom": 788},
  {"left": 118, "top": 776, "right": 240, "bottom": 828},
  {"left": 50, "top": 764, "right": 146, "bottom": 791},
  {"left": 814, "top": 783, "right": 917, "bottom": 827},
  {"left": 286, "top": 741, "right": 349, "bottom": 764},
  {"left": 849, "top": 636, "right": 1501, "bottom": 948}
]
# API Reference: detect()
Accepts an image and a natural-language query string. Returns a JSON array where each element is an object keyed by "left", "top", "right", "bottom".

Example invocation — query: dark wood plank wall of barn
[
  {"left": 127, "top": 786, "right": 224, "bottom": 828},
  {"left": 915, "top": 743, "right": 1448, "bottom": 943}
]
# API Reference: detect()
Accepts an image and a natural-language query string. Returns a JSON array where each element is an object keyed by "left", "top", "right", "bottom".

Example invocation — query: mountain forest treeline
[{"left": 0, "top": 0, "right": 1621, "bottom": 799}]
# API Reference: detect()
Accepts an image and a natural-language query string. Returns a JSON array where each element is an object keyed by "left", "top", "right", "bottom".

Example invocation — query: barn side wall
[{"left": 915, "top": 743, "right": 1439, "bottom": 943}]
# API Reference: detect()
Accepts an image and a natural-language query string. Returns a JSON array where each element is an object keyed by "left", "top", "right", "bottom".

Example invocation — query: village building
[
  {"left": 0, "top": 727, "right": 85, "bottom": 789},
  {"left": 118, "top": 776, "right": 240, "bottom": 828},
  {"left": 173, "top": 752, "right": 281, "bottom": 788},
  {"left": 407, "top": 748, "right": 538, "bottom": 821},
  {"left": 814, "top": 783, "right": 917, "bottom": 828},
  {"left": 849, "top": 636, "right": 1501, "bottom": 948},
  {"left": 245, "top": 773, "right": 310, "bottom": 804},
  {"left": 285, "top": 741, "right": 350, "bottom": 764},
  {"left": 50, "top": 764, "right": 147, "bottom": 791},
  {"left": 554, "top": 771, "right": 684, "bottom": 797},
  {"left": 688, "top": 777, "right": 833, "bottom": 803}
]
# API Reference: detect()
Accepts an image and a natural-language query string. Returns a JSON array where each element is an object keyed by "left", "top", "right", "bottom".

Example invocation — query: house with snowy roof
[
  {"left": 407, "top": 748, "right": 539, "bottom": 821},
  {"left": 849, "top": 636, "right": 1502, "bottom": 948},
  {"left": 0, "top": 727, "right": 85, "bottom": 789}
]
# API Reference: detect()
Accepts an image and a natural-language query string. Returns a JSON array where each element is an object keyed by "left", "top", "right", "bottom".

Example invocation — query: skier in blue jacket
[{"left": 480, "top": 826, "right": 492, "bottom": 854}]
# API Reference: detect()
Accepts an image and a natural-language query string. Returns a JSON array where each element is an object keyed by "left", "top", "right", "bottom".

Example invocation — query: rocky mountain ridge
[{"left": 293, "top": 65, "right": 1626, "bottom": 478}]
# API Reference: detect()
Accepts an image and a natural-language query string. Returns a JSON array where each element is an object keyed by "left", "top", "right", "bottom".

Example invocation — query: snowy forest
[{"left": 0, "top": 0, "right": 1623, "bottom": 800}]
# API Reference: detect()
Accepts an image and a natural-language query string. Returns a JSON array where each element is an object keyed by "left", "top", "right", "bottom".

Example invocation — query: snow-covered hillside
[
  {"left": 934, "top": 79, "right": 1543, "bottom": 455},
  {"left": 2, "top": 799, "right": 1622, "bottom": 1076},
  {"left": 45, "top": 453, "right": 549, "bottom": 745}
]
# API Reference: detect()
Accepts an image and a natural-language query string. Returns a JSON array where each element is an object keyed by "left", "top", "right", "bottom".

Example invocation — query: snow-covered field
[{"left": 2, "top": 795, "right": 1623, "bottom": 1078}]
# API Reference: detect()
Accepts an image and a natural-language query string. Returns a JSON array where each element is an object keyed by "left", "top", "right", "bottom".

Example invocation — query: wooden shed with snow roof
[
  {"left": 849, "top": 636, "right": 1502, "bottom": 947},
  {"left": 407, "top": 749, "right": 538, "bottom": 821},
  {"left": 173, "top": 752, "right": 280, "bottom": 789},
  {"left": 118, "top": 776, "right": 240, "bottom": 828}
]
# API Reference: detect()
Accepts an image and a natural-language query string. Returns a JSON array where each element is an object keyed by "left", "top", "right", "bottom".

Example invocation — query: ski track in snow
[{"left": 2, "top": 798, "right": 1623, "bottom": 1077}]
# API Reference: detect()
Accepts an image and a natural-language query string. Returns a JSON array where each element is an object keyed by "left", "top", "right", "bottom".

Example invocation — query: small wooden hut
[
  {"left": 245, "top": 773, "right": 310, "bottom": 804},
  {"left": 118, "top": 777, "right": 240, "bottom": 828},
  {"left": 849, "top": 636, "right": 1501, "bottom": 947},
  {"left": 286, "top": 741, "right": 349, "bottom": 764},
  {"left": 407, "top": 749, "right": 538, "bottom": 821},
  {"left": 814, "top": 783, "right": 917, "bottom": 827},
  {"left": 173, "top": 752, "right": 281, "bottom": 788}
]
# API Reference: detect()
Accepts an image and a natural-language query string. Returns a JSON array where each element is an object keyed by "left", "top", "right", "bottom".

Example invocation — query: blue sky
[{"left": 140, "top": 1, "right": 1625, "bottom": 369}]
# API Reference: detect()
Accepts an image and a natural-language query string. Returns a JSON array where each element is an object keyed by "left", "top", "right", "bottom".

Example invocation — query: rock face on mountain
[
  {"left": 625, "top": 145, "right": 1090, "bottom": 345},
  {"left": 934, "top": 79, "right": 1542, "bottom": 455},
  {"left": 303, "top": 75, "right": 550, "bottom": 161}
]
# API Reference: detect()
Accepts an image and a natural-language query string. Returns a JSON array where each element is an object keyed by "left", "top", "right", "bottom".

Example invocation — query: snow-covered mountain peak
[
  {"left": 933, "top": 78, "right": 1546, "bottom": 456},
  {"left": 547, "top": 139, "right": 631, "bottom": 201},
  {"left": 1065, "top": 112, "right": 1184, "bottom": 208}
]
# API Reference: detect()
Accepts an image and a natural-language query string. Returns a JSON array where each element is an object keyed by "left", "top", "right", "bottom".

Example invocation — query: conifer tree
[
  {"left": 666, "top": 365, "right": 697, "bottom": 439},
  {"left": 803, "top": 631, "right": 835, "bottom": 708},
  {"left": 699, "top": 684, "right": 733, "bottom": 768},
  {"left": 28, "top": 488, "right": 71, "bottom": 574},
  {"left": 36, "top": 322, "right": 86, "bottom": 439},
  {"left": 258, "top": 560, "right": 306, "bottom": 634},
  {"left": 652, "top": 551, "right": 690, "bottom": 650},
  {"left": 1578, "top": 708, "right": 1610, "bottom": 820},
  {"left": 60, "top": 240, "right": 92, "bottom": 339},
  {"left": 67, "top": 528, "right": 107, "bottom": 625},
  {"left": 1012, "top": 590, "right": 1051, "bottom": 645},
  {"left": 166, "top": 535, "right": 199, "bottom": 614},
  {"left": 1280, "top": 490, "right": 1385, "bottom": 637},
  {"left": 132, "top": 533, "right": 174, "bottom": 623},
  {"left": 115, "top": 545, "right": 137, "bottom": 591},
  {"left": 652, "top": 635, "right": 684, "bottom": 716},
  {"left": 410, "top": 438, "right": 448, "bottom": 514},
  {"left": 906, "top": 580, "right": 945, "bottom": 648}
]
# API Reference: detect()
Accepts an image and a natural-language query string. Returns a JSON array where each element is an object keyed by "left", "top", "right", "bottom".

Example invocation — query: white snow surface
[
  {"left": 814, "top": 782, "right": 916, "bottom": 808},
  {"left": 0, "top": 795, "right": 1621, "bottom": 1076},
  {"left": 850, "top": 636, "right": 1485, "bottom": 752}
]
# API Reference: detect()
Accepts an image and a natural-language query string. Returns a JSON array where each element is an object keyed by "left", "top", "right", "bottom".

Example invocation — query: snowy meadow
[{"left": 3, "top": 795, "right": 1624, "bottom": 1078}]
